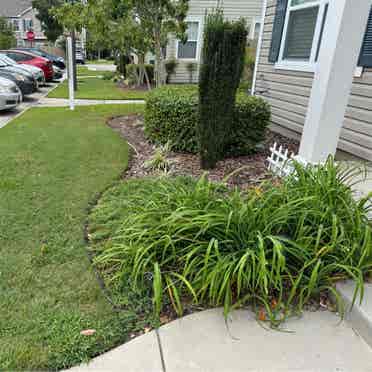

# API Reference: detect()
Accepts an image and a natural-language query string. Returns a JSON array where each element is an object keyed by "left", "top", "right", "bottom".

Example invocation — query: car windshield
[{"left": 0, "top": 54, "right": 15, "bottom": 65}]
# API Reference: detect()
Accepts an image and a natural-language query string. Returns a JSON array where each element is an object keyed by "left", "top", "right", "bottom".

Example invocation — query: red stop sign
[{"left": 26, "top": 31, "right": 35, "bottom": 41}]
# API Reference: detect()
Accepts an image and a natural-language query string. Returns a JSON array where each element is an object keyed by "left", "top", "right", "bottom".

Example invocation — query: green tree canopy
[
  {"left": 133, "top": 0, "right": 189, "bottom": 86},
  {"left": 0, "top": 17, "right": 16, "bottom": 49},
  {"left": 53, "top": 0, "right": 189, "bottom": 87},
  {"left": 32, "top": 0, "right": 64, "bottom": 43}
]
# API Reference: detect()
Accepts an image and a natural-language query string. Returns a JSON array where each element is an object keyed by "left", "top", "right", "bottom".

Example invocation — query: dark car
[
  {"left": 0, "top": 60, "right": 37, "bottom": 97},
  {"left": 15, "top": 48, "right": 66, "bottom": 69}
]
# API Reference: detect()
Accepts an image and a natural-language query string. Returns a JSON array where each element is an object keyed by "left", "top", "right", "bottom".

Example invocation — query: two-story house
[{"left": 1, "top": 0, "right": 47, "bottom": 47}]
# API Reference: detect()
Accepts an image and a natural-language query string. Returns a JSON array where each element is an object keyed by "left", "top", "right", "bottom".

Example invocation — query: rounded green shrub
[
  {"left": 144, "top": 85, "right": 199, "bottom": 153},
  {"left": 144, "top": 85, "right": 270, "bottom": 155},
  {"left": 226, "top": 93, "right": 271, "bottom": 156}
]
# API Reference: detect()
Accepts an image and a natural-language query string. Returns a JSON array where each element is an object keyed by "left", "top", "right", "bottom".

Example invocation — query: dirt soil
[{"left": 108, "top": 114, "right": 300, "bottom": 189}]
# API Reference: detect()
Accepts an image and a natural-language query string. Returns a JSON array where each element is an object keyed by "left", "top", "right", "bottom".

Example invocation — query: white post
[
  {"left": 251, "top": 0, "right": 267, "bottom": 95},
  {"left": 298, "top": 0, "right": 370, "bottom": 163},
  {"left": 67, "top": 35, "right": 75, "bottom": 111}
]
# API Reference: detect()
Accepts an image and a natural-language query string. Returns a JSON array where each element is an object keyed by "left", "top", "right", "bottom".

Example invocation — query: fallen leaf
[
  {"left": 271, "top": 298, "right": 278, "bottom": 309},
  {"left": 258, "top": 308, "right": 266, "bottom": 321},
  {"left": 80, "top": 329, "right": 96, "bottom": 336},
  {"left": 160, "top": 315, "right": 170, "bottom": 324}
]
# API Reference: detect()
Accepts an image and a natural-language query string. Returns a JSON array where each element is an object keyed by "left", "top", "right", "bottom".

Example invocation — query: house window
[
  {"left": 23, "top": 19, "right": 33, "bottom": 31},
  {"left": 177, "top": 21, "right": 199, "bottom": 60},
  {"left": 276, "top": 0, "right": 328, "bottom": 72},
  {"left": 12, "top": 19, "right": 20, "bottom": 31}
]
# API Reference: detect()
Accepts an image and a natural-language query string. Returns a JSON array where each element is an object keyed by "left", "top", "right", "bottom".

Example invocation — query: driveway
[
  {"left": 86, "top": 63, "right": 116, "bottom": 72},
  {"left": 0, "top": 81, "right": 61, "bottom": 129}
]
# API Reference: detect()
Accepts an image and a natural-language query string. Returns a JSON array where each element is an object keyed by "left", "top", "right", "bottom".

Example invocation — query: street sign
[{"left": 26, "top": 30, "right": 35, "bottom": 41}]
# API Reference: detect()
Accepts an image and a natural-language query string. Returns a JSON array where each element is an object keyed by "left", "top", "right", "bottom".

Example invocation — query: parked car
[
  {"left": 0, "top": 53, "right": 45, "bottom": 86},
  {"left": 75, "top": 50, "right": 85, "bottom": 64},
  {"left": 15, "top": 48, "right": 66, "bottom": 69},
  {"left": 0, "top": 54, "right": 43, "bottom": 89},
  {"left": 0, "top": 59, "right": 37, "bottom": 97},
  {"left": 0, "top": 77, "right": 22, "bottom": 111},
  {"left": 52, "top": 65, "right": 63, "bottom": 80},
  {"left": 0, "top": 53, "right": 45, "bottom": 85},
  {"left": 1, "top": 50, "right": 54, "bottom": 82}
]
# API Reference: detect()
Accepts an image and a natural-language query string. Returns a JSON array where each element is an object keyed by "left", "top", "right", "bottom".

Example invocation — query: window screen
[
  {"left": 283, "top": 6, "right": 319, "bottom": 60},
  {"left": 178, "top": 22, "right": 199, "bottom": 59},
  {"left": 12, "top": 20, "right": 19, "bottom": 31}
]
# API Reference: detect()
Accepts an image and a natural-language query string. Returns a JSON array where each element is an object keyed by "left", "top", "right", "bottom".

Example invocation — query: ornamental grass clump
[{"left": 90, "top": 158, "right": 372, "bottom": 326}]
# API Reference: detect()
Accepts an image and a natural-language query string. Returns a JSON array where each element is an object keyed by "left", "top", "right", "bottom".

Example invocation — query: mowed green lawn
[
  {"left": 0, "top": 104, "right": 150, "bottom": 370},
  {"left": 48, "top": 77, "right": 148, "bottom": 100}
]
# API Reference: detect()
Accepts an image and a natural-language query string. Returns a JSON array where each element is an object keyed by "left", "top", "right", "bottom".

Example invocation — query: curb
[{"left": 337, "top": 281, "right": 372, "bottom": 347}]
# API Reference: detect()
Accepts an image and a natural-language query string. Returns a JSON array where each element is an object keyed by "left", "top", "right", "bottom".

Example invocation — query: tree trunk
[
  {"left": 154, "top": 28, "right": 164, "bottom": 87},
  {"left": 138, "top": 54, "right": 145, "bottom": 86},
  {"left": 144, "top": 66, "right": 151, "bottom": 91}
]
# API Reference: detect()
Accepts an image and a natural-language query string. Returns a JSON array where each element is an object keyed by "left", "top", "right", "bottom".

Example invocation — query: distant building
[{"left": 1, "top": 0, "right": 47, "bottom": 47}]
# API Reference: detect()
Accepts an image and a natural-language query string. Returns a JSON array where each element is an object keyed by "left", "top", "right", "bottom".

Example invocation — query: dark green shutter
[
  {"left": 268, "top": 0, "right": 289, "bottom": 63},
  {"left": 359, "top": 6, "right": 372, "bottom": 67}
]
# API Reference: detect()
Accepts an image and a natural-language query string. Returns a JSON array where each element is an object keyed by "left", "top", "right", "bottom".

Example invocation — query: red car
[{"left": 1, "top": 50, "right": 54, "bottom": 81}]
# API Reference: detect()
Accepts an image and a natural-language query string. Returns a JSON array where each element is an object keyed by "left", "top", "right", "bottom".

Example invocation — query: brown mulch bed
[{"left": 108, "top": 113, "right": 299, "bottom": 189}]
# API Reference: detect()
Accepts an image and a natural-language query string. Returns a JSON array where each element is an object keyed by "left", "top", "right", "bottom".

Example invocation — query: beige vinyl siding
[
  {"left": 168, "top": 0, "right": 263, "bottom": 83},
  {"left": 256, "top": 0, "right": 372, "bottom": 161}
]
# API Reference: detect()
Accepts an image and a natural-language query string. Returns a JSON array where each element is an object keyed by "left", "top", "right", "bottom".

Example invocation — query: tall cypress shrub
[{"left": 198, "top": 9, "right": 247, "bottom": 169}]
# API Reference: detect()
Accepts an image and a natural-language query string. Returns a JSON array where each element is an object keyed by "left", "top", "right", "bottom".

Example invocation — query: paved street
[
  {"left": 0, "top": 81, "right": 61, "bottom": 129},
  {"left": 86, "top": 63, "right": 116, "bottom": 72}
]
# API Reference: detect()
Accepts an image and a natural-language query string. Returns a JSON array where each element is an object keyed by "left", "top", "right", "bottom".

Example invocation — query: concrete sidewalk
[
  {"left": 67, "top": 307, "right": 372, "bottom": 372},
  {"left": 38, "top": 98, "right": 145, "bottom": 107}
]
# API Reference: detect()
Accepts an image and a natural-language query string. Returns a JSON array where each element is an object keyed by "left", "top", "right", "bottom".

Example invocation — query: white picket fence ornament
[{"left": 267, "top": 142, "right": 297, "bottom": 177}]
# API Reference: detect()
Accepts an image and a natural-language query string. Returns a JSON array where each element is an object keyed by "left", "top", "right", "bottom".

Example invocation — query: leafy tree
[
  {"left": 0, "top": 17, "right": 16, "bottom": 49},
  {"left": 53, "top": 0, "right": 188, "bottom": 87},
  {"left": 32, "top": 0, "right": 63, "bottom": 43},
  {"left": 134, "top": 0, "right": 189, "bottom": 87},
  {"left": 52, "top": 1, "right": 85, "bottom": 32}
]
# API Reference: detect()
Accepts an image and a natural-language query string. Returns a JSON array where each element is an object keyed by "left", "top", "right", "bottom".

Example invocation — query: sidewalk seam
[{"left": 155, "top": 329, "right": 167, "bottom": 372}]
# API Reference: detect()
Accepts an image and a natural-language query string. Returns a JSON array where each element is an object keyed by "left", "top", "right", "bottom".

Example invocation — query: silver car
[
  {"left": 0, "top": 77, "right": 22, "bottom": 111},
  {"left": 0, "top": 53, "right": 45, "bottom": 86}
]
